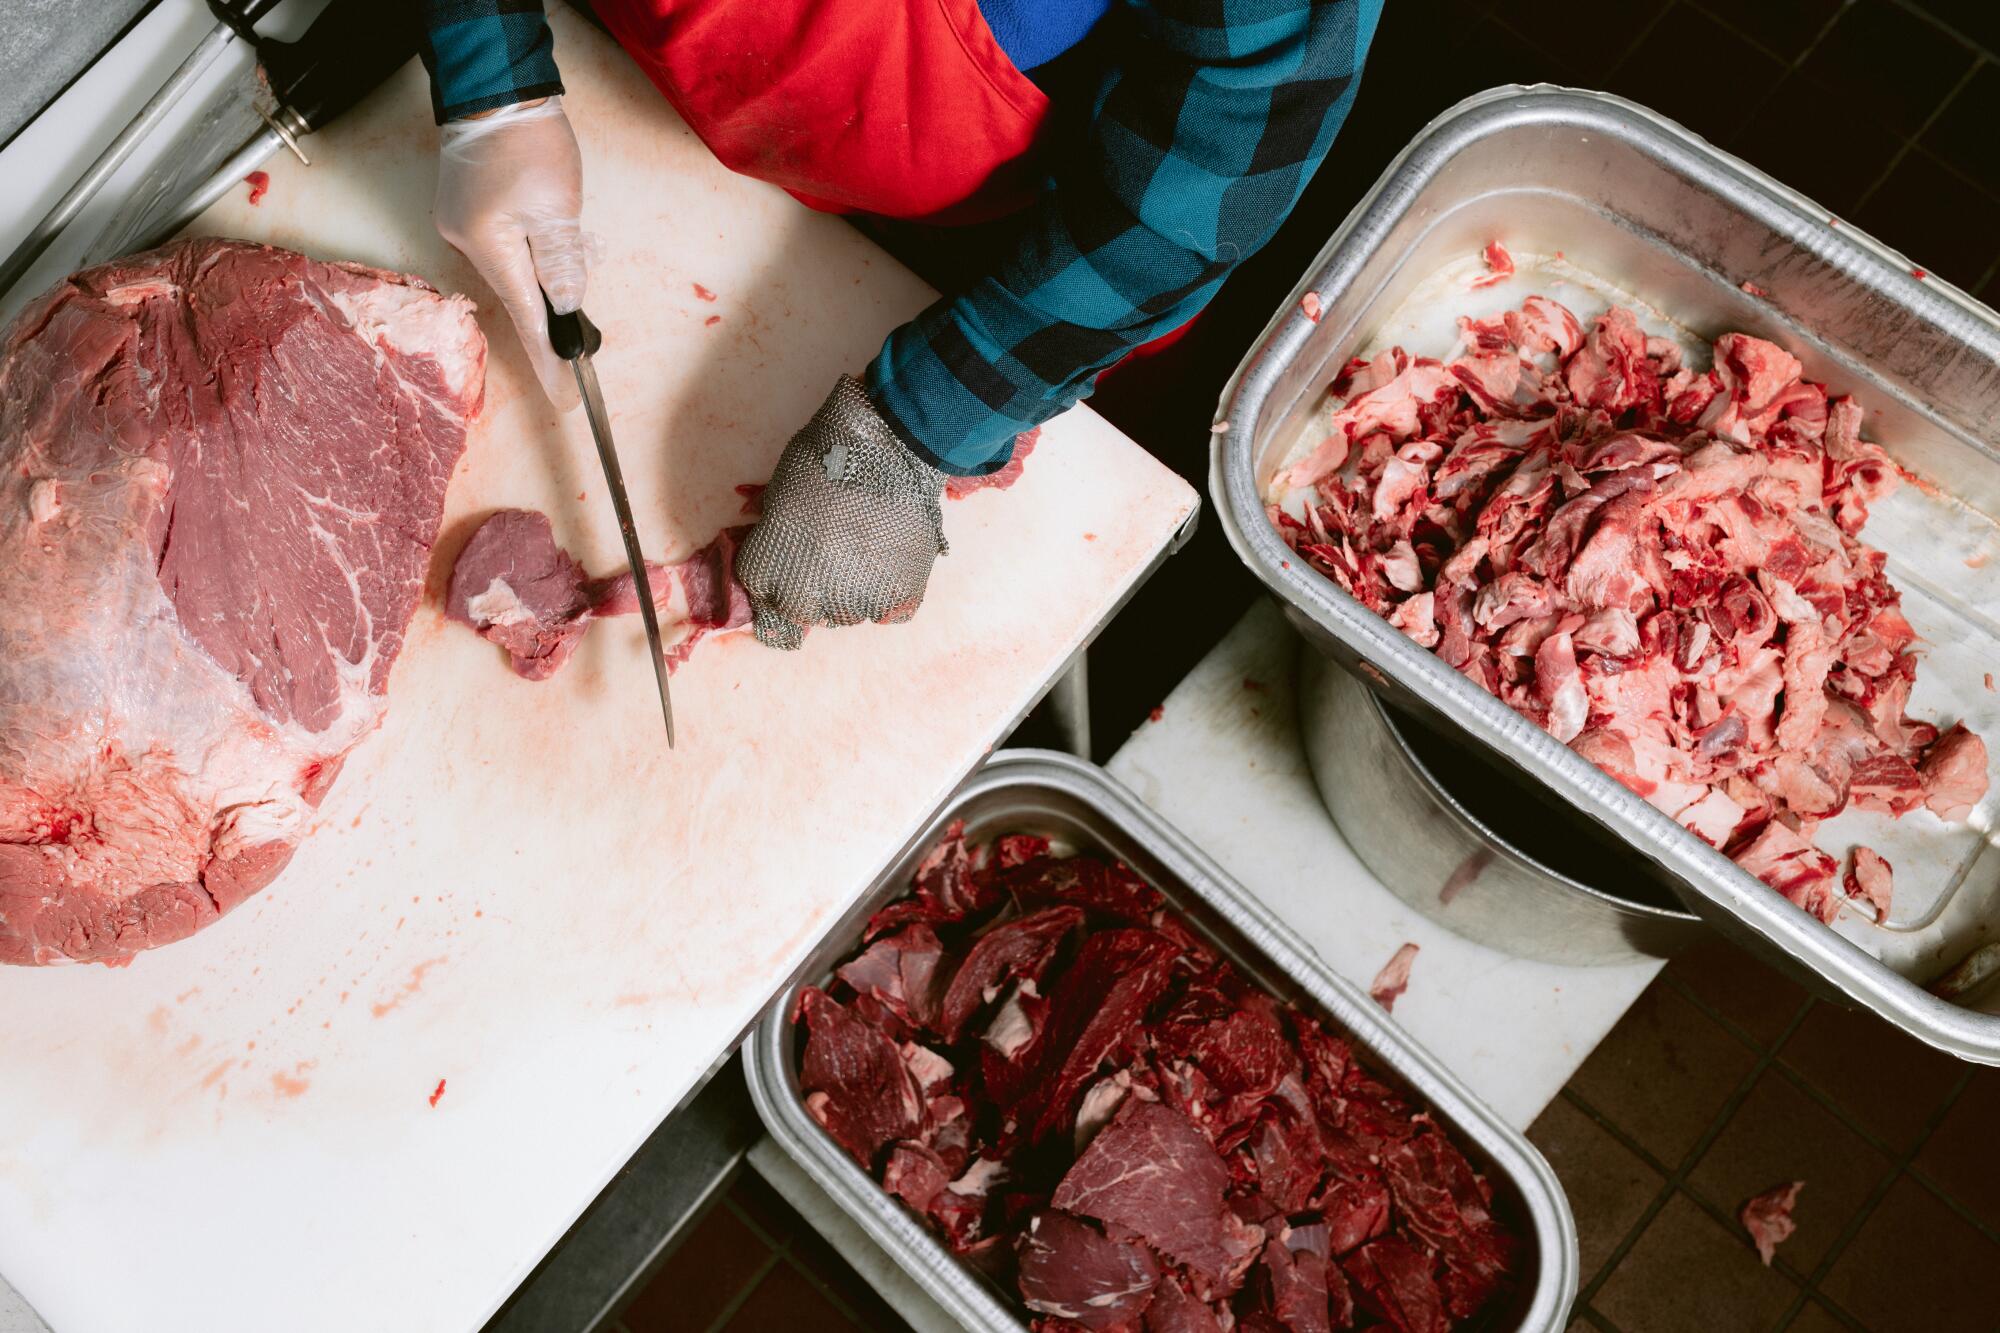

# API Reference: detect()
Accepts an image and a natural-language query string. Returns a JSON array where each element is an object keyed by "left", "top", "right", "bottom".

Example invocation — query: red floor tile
[
  {"left": 622, "top": 1202, "right": 776, "bottom": 1333},
  {"left": 1912, "top": 1068, "right": 2000, "bottom": 1235},
  {"left": 1528, "top": 1096, "right": 1667, "bottom": 1285},
  {"left": 1685, "top": 1067, "right": 1896, "bottom": 1273},
  {"left": 1594, "top": 1191, "right": 1800, "bottom": 1333},
  {"left": 1777, "top": 1002, "right": 1963, "bottom": 1153},
  {"left": 1820, "top": 1174, "right": 2000, "bottom": 1333},
  {"left": 724, "top": 1259, "right": 862, "bottom": 1333},
  {"left": 1565, "top": 982, "right": 1758, "bottom": 1167}
]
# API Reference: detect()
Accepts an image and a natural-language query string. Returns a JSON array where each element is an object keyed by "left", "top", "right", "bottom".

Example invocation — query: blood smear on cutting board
[
  {"left": 1739, "top": 280, "right": 1768, "bottom": 297},
  {"left": 1370, "top": 942, "right": 1419, "bottom": 1012},
  {"left": 243, "top": 171, "right": 269, "bottom": 205},
  {"left": 704, "top": 315, "right": 722, "bottom": 326},
  {"left": 692, "top": 283, "right": 718, "bottom": 301},
  {"left": 1148, "top": 705, "right": 1164, "bottom": 723},
  {"left": 429, "top": 1079, "right": 447, "bottom": 1108}
]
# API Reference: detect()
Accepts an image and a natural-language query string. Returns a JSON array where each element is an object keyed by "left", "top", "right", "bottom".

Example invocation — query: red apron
[
  {"left": 593, "top": 0, "right": 1051, "bottom": 224},
  {"left": 592, "top": 0, "right": 1197, "bottom": 367}
]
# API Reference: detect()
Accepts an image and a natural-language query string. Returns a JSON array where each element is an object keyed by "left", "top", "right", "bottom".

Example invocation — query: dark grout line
[
  {"left": 1896, "top": 1160, "right": 2000, "bottom": 1248},
  {"left": 1656, "top": 972, "right": 1792, "bottom": 1056},
  {"left": 726, "top": 1191, "right": 900, "bottom": 1331},
  {"left": 1774, "top": 1065, "right": 1976, "bottom": 1329},
  {"left": 722, "top": 1195, "right": 783, "bottom": 1251},
  {"left": 1568, "top": 998, "right": 1818, "bottom": 1308},
  {"left": 1577, "top": 1303, "right": 1625, "bottom": 1333},
  {"left": 1892, "top": 0, "right": 2000, "bottom": 64},
  {"left": 700, "top": 1249, "right": 785, "bottom": 1333},
  {"left": 1851, "top": 57, "right": 1985, "bottom": 216}
]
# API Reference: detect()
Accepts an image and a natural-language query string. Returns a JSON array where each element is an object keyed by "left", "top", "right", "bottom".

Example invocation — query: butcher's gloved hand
[
  {"left": 435, "top": 96, "right": 588, "bottom": 411},
  {"left": 737, "top": 376, "right": 949, "bottom": 650}
]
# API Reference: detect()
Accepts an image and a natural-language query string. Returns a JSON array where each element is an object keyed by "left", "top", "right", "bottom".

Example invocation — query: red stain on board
[
  {"left": 271, "top": 1064, "right": 312, "bottom": 1099},
  {"left": 429, "top": 1079, "right": 447, "bottom": 1108},
  {"left": 692, "top": 283, "right": 718, "bottom": 301},
  {"left": 1243, "top": 677, "right": 1266, "bottom": 692},
  {"left": 371, "top": 956, "right": 448, "bottom": 1018},
  {"left": 1148, "top": 705, "right": 1164, "bottom": 723},
  {"left": 244, "top": 171, "right": 269, "bottom": 205},
  {"left": 1986, "top": 673, "right": 1994, "bottom": 692},
  {"left": 1739, "top": 281, "right": 1768, "bottom": 297},
  {"left": 614, "top": 993, "right": 651, "bottom": 1007},
  {"left": 1911, "top": 267, "right": 1927, "bottom": 280},
  {"left": 704, "top": 314, "right": 722, "bottom": 326}
]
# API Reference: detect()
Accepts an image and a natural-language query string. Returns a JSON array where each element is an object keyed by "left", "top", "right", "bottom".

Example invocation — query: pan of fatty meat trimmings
[{"left": 1267, "top": 244, "right": 1989, "bottom": 936}]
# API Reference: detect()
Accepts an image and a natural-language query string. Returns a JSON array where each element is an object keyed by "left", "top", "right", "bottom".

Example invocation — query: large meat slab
[{"left": 0, "top": 238, "right": 484, "bottom": 964}]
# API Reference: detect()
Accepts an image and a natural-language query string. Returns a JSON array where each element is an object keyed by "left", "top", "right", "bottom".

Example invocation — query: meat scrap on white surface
[
  {"left": 1269, "top": 269, "right": 1988, "bottom": 928},
  {"left": 0, "top": 239, "right": 485, "bottom": 965},
  {"left": 1369, "top": 942, "right": 1420, "bottom": 1014},
  {"left": 796, "top": 823, "right": 1518, "bottom": 1331}
]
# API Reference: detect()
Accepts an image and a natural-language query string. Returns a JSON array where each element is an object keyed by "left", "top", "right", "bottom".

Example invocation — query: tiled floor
[
  {"left": 613, "top": 1171, "right": 915, "bottom": 1333},
  {"left": 1536, "top": 939, "right": 2000, "bottom": 1333}
]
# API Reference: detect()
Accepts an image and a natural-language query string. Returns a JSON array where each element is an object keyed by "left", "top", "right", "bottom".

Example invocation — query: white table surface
[
  {"left": 0, "top": 6, "right": 1194, "bottom": 1332},
  {"left": 752, "top": 599, "right": 1664, "bottom": 1332}
]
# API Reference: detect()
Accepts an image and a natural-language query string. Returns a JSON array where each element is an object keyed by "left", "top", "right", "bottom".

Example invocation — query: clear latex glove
[{"left": 436, "top": 97, "right": 588, "bottom": 411}]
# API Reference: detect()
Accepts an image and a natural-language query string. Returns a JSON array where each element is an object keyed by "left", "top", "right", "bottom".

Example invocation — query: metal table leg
[{"left": 1047, "top": 650, "right": 1091, "bottom": 759}]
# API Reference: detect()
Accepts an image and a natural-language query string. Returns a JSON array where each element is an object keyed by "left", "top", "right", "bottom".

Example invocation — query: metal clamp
[{"left": 256, "top": 102, "right": 312, "bottom": 167}]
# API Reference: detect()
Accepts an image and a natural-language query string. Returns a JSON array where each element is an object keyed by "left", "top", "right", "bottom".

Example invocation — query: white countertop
[
  {"left": 757, "top": 599, "right": 1663, "bottom": 1333},
  {"left": 0, "top": 6, "right": 1194, "bottom": 1332}
]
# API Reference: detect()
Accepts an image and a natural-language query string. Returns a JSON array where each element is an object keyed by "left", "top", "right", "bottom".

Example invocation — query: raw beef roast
[
  {"left": 796, "top": 826, "right": 1517, "bottom": 1330},
  {"left": 0, "top": 239, "right": 485, "bottom": 964},
  {"left": 1269, "top": 252, "right": 1987, "bottom": 927}
]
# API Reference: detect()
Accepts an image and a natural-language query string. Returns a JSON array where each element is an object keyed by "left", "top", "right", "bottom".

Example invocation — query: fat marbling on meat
[
  {"left": 795, "top": 824, "right": 1518, "bottom": 1330},
  {"left": 1270, "top": 264, "right": 1988, "bottom": 927},
  {"left": 0, "top": 239, "right": 485, "bottom": 964}
]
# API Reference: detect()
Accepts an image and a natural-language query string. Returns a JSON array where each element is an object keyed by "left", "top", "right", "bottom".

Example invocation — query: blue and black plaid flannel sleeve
[
  {"left": 417, "top": 0, "right": 564, "bottom": 123},
  {"left": 867, "top": 0, "right": 1383, "bottom": 475}
]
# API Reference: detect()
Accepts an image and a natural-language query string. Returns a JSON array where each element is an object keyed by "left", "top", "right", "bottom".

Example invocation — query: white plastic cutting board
[{"left": 0, "top": 9, "right": 1195, "bottom": 1332}]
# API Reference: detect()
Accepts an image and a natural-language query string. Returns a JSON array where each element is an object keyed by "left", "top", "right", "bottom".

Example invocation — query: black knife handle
[
  {"left": 543, "top": 290, "right": 603, "bottom": 361},
  {"left": 259, "top": 0, "right": 422, "bottom": 133}
]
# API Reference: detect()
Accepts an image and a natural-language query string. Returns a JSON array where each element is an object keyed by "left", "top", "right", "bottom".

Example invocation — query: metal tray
[
  {"left": 1211, "top": 85, "right": 2000, "bottom": 1061},
  {"left": 743, "top": 748, "right": 1577, "bottom": 1332}
]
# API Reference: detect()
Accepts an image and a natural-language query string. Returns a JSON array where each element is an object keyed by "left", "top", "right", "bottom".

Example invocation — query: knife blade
[{"left": 543, "top": 292, "right": 677, "bottom": 747}]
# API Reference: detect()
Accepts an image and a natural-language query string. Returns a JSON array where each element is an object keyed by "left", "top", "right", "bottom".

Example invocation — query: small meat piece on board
[
  {"left": 1016, "top": 1209, "right": 1161, "bottom": 1330},
  {"left": 0, "top": 238, "right": 484, "bottom": 964},
  {"left": 1370, "top": 942, "right": 1420, "bottom": 1012},
  {"left": 447, "top": 510, "right": 752, "bottom": 679},
  {"left": 1052, "top": 1099, "right": 1265, "bottom": 1296},
  {"left": 445, "top": 510, "right": 593, "bottom": 679},
  {"left": 797, "top": 987, "right": 923, "bottom": 1168},
  {"left": 1740, "top": 1181, "right": 1803, "bottom": 1266}
]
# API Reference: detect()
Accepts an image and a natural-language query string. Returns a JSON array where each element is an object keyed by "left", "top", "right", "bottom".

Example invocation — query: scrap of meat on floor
[
  {"left": 0, "top": 238, "right": 485, "bottom": 964},
  {"left": 796, "top": 824, "right": 1518, "bottom": 1330},
  {"left": 1739, "top": 1181, "right": 1802, "bottom": 1266},
  {"left": 449, "top": 428, "right": 1040, "bottom": 678},
  {"left": 1268, "top": 259, "right": 1988, "bottom": 927}
]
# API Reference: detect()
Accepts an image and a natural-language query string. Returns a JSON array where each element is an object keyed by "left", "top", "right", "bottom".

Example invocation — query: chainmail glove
[{"left": 737, "top": 376, "right": 949, "bottom": 650}]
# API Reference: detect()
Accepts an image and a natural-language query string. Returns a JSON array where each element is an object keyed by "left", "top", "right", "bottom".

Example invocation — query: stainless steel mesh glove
[{"left": 737, "top": 376, "right": 949, "bottom": 650}]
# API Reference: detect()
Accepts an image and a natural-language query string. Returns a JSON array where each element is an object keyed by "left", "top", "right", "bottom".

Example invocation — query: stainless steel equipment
[
  {"left": 544, "top": 298, "right": 676, "bottom": 746},
  {"left": 1299, "top": 648, "right": 1702, "bottom": 965},
  {"left": 1212, "top": 85, "right": 2000, "bottom": 1060},
  {"left": 745, "top": 748, "right": 1578, "bottom": 1332}
]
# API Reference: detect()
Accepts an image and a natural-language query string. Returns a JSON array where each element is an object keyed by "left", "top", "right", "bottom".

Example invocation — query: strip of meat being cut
[
  {"left": 1268, "top": 250, "right": 1989, "bottom": 928},
  {"left": 0, "top": 239, "right": 485, "bottom": 965},
  {"left": 445, "top": 508, "right": 750, "bottom": 679},
  {"left": 448, "top": 428, "right": 1039, "bottom": 679}
]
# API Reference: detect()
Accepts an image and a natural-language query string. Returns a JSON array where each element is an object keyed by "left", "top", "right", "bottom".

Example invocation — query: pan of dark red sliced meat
[
  {"left": 744, "top": 749, "right": 1578, "bottom": 1332},
  {"left": 1211, "top": 86, "right": 2000, "bottom": 1064}
]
